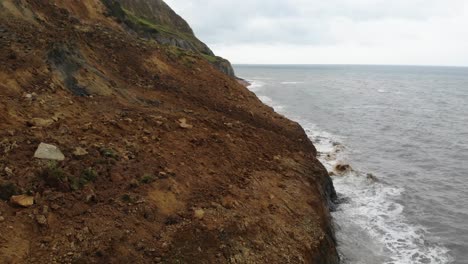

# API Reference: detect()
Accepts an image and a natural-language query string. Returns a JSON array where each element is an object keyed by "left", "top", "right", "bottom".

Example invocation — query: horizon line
[{"left": 231, "top": 63, "right": 468, "bottom": 68}]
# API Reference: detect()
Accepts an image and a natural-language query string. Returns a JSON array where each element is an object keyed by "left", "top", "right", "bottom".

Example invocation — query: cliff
[
  {"left": 0, "top": 0, "right": 338, "bottom": 263},
  {"left": 101, "top": 0, "right": 236, "bottom": 77}
]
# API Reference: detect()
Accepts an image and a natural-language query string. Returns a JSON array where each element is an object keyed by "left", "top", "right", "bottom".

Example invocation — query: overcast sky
[{"left": 165, "top": 0, "right": 468, "bottom": 66}]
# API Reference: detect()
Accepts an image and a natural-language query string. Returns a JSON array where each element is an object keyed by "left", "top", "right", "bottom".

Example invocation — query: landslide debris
[{"left": 0, "top": 0, "right": 338, "bottom": 263}]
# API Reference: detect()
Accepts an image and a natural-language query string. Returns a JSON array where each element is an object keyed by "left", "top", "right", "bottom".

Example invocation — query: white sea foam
[
  {"left": 248, "top": 80, "right": 266, "bottom": 92},
  {"left": 245, "top": 78, "right": 453, "bottom": 264},
  {"left": 248, "top": 81, "right": 285, "bottom": 111},
  {"left": 306, "top": 123, "right": 453, "bottom": 264}
]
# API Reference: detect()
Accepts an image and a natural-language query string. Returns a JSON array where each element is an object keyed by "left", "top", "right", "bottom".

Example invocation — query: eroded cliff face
[
  {"left": 101, "top": 0, "right": 236, "bottom": 77},
  {"left": 0, "top": 0, "right": 338, "bottom": 263}
]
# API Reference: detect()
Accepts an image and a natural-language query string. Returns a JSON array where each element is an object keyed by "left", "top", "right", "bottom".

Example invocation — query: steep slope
[
  {"left": 0, "top": 0, "right": 338, "bottom": 263},
  {"left": 102, "top": 0, "right": 236, "bottom": 77}
]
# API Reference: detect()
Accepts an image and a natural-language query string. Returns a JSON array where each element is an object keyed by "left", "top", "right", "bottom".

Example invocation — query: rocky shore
[{"left": 0, "top": 0, "right": 338, "bottom": 263}]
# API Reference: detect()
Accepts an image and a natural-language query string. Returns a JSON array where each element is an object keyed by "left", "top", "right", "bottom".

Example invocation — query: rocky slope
[
  {"left": 102, "top": 0, "right": 236, "bottom": 77},
  {"left": 0, "top": 0, "right": 338, "bottom": 263}
]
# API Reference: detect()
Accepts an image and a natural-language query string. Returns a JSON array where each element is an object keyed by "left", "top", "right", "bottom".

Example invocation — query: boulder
[
  {"left": 34, "top": 143, "right": 65, "bottom": 161},
  {"left": 10, "top": 195, "right": 34, "bottom": 207}
]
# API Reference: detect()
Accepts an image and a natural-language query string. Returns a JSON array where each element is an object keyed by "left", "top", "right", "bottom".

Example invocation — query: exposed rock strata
[{"left": 103, "top": 0, "right": 236, "bottom": 77}]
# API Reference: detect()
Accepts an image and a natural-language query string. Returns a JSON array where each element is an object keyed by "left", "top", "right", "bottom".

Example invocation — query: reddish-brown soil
[{"left": 0, "top": 1, "right": 338, "bottom": 263}]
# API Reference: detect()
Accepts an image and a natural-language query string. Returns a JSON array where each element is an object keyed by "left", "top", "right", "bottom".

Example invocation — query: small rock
[
  {"left": 135, "top": 242, "right": 145, "bottom": 251},
  {"left": 366, "top": 173, "right": 378, "bottom": 182},
  {"left": 10, "top": 195, "right": 34, "bottom": 207},
  {"left": 83, "top": 187, "right": 96, "bottom": 203},
  {"left": 35, "top": 215, "right": 48, "bottom": 226},
  {"left": 28, "top": 118, "right": 54, "bottom": 127},
  {"left": 34, "top": 143, "right": 65, "bottom": 161},
  {"left": 73, "top": 147, "right": 88, "bottom": 156},
  {"left": 0, "top": 216, "right": 5, "bottom": 222},
  {"left": 194, "top": 209, "right": 205, "bottom": 220},
  {"left": 41, "top": 236, "right": 53, "bottom": 243},
  {"left": 178, "top": 118, "right": 193, "bottom": 129},
  {"left": 158, "top": 171, "right": 168, "bottom": 179},
  {"left": 4, "top": 167, "right": 14, "bottom": 177},
  {"left": 75, "top": 232, "right": 85, "bottom": 242},
  {"left": 42, "top": 205, "right": 49, "bottom": 215},
  {"left": 334, "top": 164, "right": 352, "bottom": 173}
]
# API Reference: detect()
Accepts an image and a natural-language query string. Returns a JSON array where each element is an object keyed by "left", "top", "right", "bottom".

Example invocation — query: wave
[
  {"left": 305, "top": 122, "right": 453, "bottom": 264},
  {"left": 248, "top": 80, "right": 266, "bottom": 92},
  {"left": 246, "top": 79, "right": 453, "bottom": 264},
  {"left": 281, "top": 81, "right": 305, "bottom": 85}
]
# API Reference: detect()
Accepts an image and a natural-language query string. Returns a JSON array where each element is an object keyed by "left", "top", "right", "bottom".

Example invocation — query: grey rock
[{"left": 34, "top": 143, "right": 65, "bottom": 161}]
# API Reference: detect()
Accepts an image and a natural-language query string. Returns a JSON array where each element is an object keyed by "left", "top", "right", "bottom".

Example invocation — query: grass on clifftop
[
  {"left": 202, "top": 54, "right": 219, "bottom": 63},
  {"left": 122, "top": 8, "right": 197, "bottom": 43}
]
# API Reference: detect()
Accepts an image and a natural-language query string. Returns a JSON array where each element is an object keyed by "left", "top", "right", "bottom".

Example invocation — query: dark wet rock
[
  {"left": 0, "top": 182, "right": 18, "bottom": 201},
  {"left": 334, "top": 164, "right": 352, "bottom": 173},
  {"left": 366, "top": 173, "right": 378, "bottom": 182},
  {"left": 47, "top": 45, "right": 89, "bottom": 96}
]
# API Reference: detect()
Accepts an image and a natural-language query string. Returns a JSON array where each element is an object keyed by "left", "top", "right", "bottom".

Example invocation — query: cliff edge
[
  {"left": 0, "top": 0, "right": 338, "bottom": 263},
  {"left": 102, "top": 0, "right": 236, "bottom": 77}
]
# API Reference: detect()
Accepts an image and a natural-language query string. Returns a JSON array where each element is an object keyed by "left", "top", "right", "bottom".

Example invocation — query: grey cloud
[
  {"left": 167, "top": 0, "right": 466, "bottom": 45},
  {"left": 165, "top": 0, "right": 468, "bottom": 66}
]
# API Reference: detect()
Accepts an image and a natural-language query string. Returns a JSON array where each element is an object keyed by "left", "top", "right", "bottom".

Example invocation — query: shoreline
[
  {"left": 236, "top": 77, "right": 251, "bottom": 87},
  {"left": 239, "top": 74, "right": 455, "bottom": 264}
]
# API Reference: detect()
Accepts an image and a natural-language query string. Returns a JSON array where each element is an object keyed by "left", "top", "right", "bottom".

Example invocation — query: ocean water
[{"left": 234, "top": 65, "right": 468, "bottom": 264}]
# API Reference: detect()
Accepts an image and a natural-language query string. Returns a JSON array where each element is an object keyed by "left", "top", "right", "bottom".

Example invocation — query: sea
[{"left": 234, "top": 65, "right": 468, "bottom": 264}]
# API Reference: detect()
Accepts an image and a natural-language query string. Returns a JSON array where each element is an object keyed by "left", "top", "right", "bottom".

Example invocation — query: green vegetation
[
  {"left": 69, "top": 167, "right": 99, "bottom": 191},
  {"left": 202, "top": 54, "right": 220, "bottom": 63},
  {"left": 82, "top": 167, "right": 98, "bottom": 182},
  {"left": 164, "top": 46, "right": 198, "bottom": 68},
  {"left": 40, "top": 162, "right": 98, "bottom": 191},
  {"left": 122, "top": 8, "right": 197, "bottom": 43},
  {"left": 121, "top": 194, "right": 136, "bottom": 203},
  {"left": 100, "top": 148, "right": 119, "bottom": 159},
  {"left": 140, "top": 174, "right": 156, "bottom": 184},
  {"left": 41, "top": 161, "right": 68, "bottom": 189},
  {"left": 69, "top": 176, "right": 88, "bottom": 191}
]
